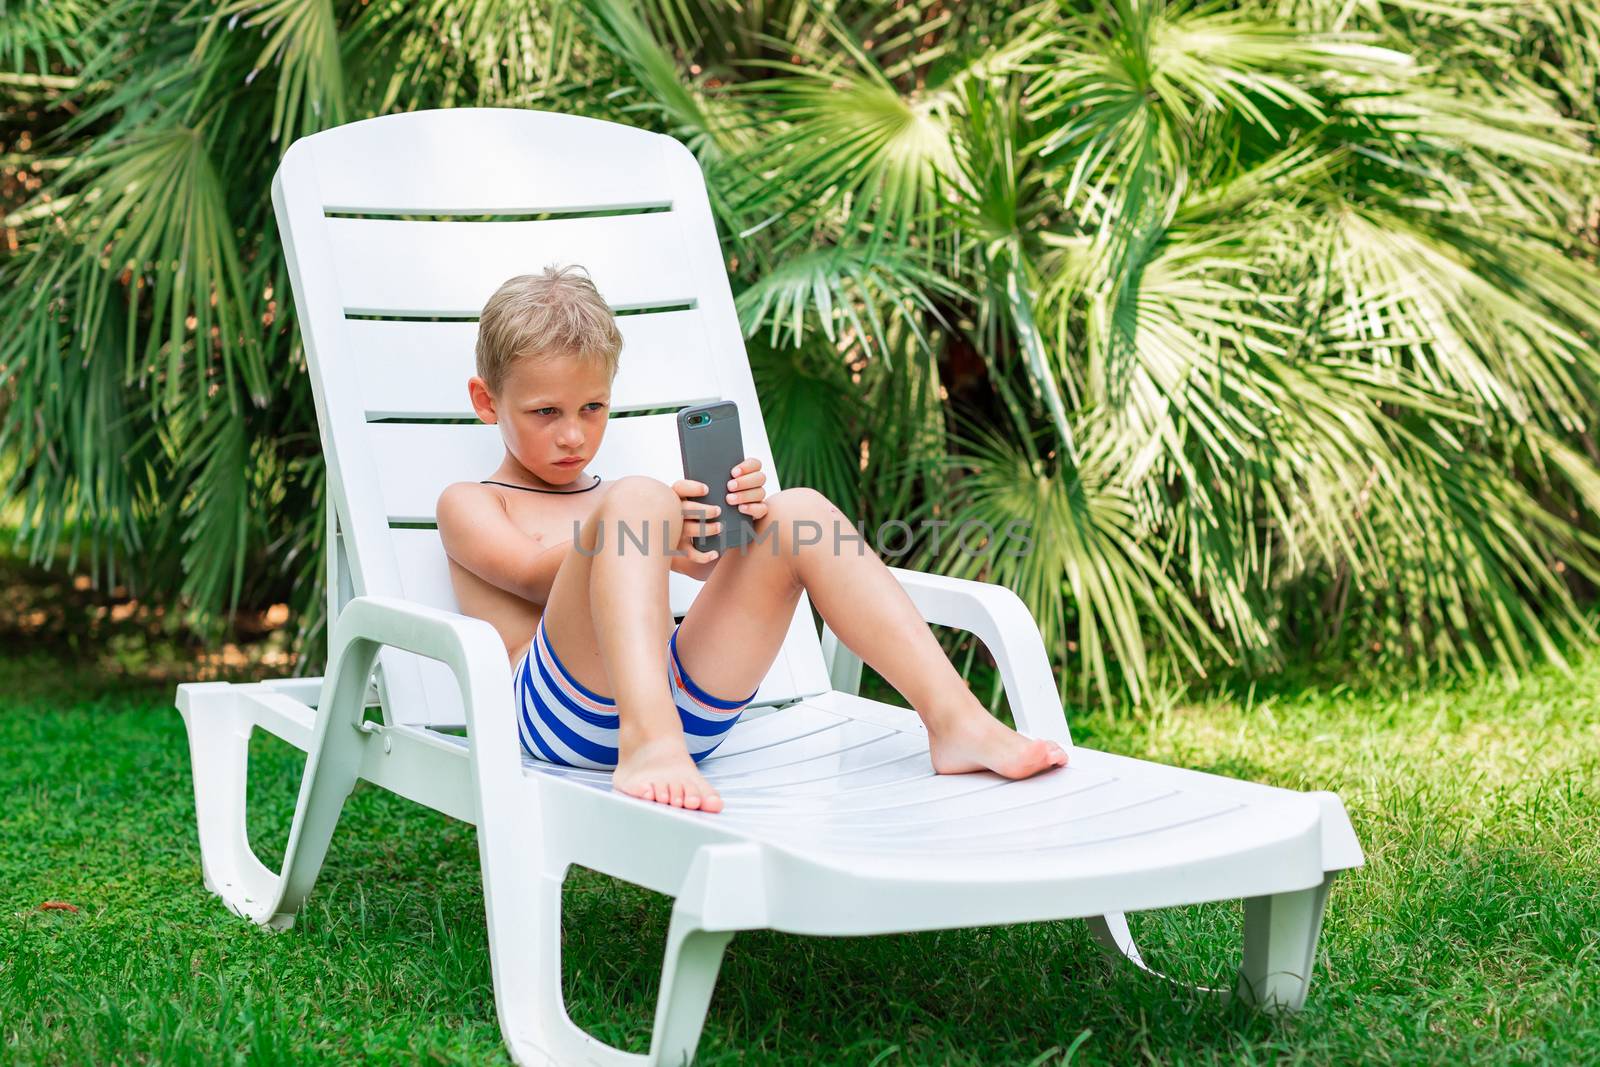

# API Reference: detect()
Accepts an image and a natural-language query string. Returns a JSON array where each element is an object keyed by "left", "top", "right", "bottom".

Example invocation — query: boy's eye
[
  {"left": 529, "top": 407, "right": 557, "bottom": 416},
  {"left": 584, "top": 402, "right": 607, "bottom": 412}
]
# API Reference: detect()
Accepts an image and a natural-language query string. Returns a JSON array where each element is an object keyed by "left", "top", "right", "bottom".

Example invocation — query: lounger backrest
[{"left": 271, "top": 109, "right": 832, "bottom": 728}]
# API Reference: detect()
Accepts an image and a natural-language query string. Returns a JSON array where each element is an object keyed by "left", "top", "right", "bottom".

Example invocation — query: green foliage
[{"left": 4, "top": 0, "right": 1600, "bottom": 703}]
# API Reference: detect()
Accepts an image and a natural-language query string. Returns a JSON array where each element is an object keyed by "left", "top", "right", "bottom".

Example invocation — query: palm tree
[{"left": 4, "top": 0, "right": 1600, "bottom": 706}]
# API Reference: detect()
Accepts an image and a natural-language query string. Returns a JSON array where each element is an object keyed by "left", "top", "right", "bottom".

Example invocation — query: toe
[
  {"left": 684, "top": 790, "right": 703, "bottom": 810},
  {"left": 669, "top": 782, "right": 685, "bottom": 807}
]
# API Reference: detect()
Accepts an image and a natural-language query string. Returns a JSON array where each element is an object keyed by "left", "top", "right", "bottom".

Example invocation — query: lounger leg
[
  {"left": 649, "top": 906, "right": 735, "bottom": 1067},
  {"left": 1234, "top": 875, "right": 1335, "bottom": 1012},
  {"left": 487, "top": 862, "right": 733, "bottom": 1067},
  {"left": 1085, "top": 913, "right": 1147, "bottom": 969},
  {"left": 1084, "top": 913, "right": 1226, "bottom": 997},
  {"left": 487, "top": 865, "right": 646, "bottom": 1067},
  {"left": 179, "top": 636, "right": 374, "bottom": 930},
  {"left": 178, "top": 683, "right": 290, "bottom": 927}
]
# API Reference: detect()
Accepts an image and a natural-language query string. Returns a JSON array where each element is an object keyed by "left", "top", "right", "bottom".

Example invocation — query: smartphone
[{"left": 677, "top": 401, "right": 757, "bottom": 554}]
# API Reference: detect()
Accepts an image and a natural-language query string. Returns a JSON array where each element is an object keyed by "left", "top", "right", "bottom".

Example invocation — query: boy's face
[{"left": 468, "top": 351, "right": 611, "bottom": 486}]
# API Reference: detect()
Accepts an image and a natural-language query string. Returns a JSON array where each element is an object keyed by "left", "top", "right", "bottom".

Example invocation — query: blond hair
[{"left": 475, "top": 265, "right": 623, "bottom": 393}]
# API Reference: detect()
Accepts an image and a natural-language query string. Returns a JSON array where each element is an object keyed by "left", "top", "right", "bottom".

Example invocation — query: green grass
[{"left": 2, "top": 634, "right": 1598, "bottom": 1065}]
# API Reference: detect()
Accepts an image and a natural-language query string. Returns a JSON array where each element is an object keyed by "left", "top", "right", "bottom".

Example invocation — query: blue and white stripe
[{"left": 513, "top": 617, "right": 757, "bottom": 770}]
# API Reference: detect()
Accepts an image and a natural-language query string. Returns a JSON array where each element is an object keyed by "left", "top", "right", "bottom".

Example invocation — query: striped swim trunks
[{"left": 513, "top": 616, "right": 758, "bottom": 770}]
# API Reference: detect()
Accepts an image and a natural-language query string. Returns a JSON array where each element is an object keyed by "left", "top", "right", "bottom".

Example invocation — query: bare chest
[{"left": 495, "top": 482, "right": 610, "bottom": 546}]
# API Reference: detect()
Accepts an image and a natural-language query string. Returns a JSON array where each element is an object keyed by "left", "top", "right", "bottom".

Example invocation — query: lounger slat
[
  {"left": 328, "top": 215, "right": 694, "bottom": 317},
  {"left": 697, "top": 721, "right": 896, "bottom": 779},
  {"left": 719, "top": 747, "right": 935, "bottom": 797},
  {"left": 716, "top": 769, "right": 1119, "bottom": 828},
  {"left": 306, "top": 109, "right": 673, "bottom": 214},
  {"left": 966, "top": 794, "right": 1244, "bottom": 852},
  {"left": 701, "top": 705, "right": 847, "bottom": 758},
  {"left": 778, "top": 778, "right": 1178, "bottom": 846},
  {"left": 350, "top": 312, "right": 721, "bottom": 419},
  {"left": 369, "top": 417, "right": 682, "bottom": 523}
]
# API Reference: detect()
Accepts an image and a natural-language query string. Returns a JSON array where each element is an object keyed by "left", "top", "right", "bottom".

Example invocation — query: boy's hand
[
  {"left": 669, "top": 479, "right": 723, "bottom": 576},
  {"left": 725, "top": 458, "right": 768, "bottom": 522}
]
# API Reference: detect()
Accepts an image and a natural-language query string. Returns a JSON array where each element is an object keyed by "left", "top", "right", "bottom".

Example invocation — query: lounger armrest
[
  {"left": 884, "top": 568, "right": 1071, "bottom": 746},
  {"left": 322, "top": 597, "right": 524, "bottom": 800}
]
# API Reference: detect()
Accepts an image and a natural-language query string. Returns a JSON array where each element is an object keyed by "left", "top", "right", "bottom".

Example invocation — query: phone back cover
[{"left": 677, "top": 401, "right": 757, "bottom": 553}]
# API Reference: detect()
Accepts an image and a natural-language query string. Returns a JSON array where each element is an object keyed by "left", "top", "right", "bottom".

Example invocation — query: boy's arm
[
  {"left": 521, "top": 540, "right": 573, "bottom": 605},
  {"left": 437, "top": 483, "right": 570, "bottom": 605}
]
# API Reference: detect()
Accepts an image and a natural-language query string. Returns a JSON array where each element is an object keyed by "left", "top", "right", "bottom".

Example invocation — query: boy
[{"left": 437, "top": 266, "right": 1068, "bottom": 814}]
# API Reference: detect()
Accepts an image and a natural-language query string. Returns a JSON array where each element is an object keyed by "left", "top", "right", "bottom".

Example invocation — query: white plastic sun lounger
[{"left": 174, "top": 109, "right": 1363, "bottom": 1067}]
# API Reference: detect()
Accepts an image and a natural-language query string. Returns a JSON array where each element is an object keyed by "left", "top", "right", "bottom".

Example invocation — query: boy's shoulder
[
  {"left": 438, "top": 479, "right": 500, "bottom": 504},
  {"left": 436, "top": 480, "right": 506, "bottom": 526}
]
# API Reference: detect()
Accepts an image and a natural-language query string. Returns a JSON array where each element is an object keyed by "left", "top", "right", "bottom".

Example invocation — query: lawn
[{"left": 2, "top": 558, "right": 1598, "bottom": 1064}]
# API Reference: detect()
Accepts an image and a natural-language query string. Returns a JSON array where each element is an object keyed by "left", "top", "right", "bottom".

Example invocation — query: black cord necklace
[{"left": 481, "top": 474, "right": 602, "bottom": 495}]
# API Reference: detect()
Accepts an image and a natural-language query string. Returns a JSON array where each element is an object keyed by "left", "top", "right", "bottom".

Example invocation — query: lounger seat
[{"left": 428, "top": 693, "right": 1354, "bottom": 935}]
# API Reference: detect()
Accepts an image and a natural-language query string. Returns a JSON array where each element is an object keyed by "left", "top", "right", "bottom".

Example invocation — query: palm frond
[
  {"left": 203, "top": 0, "right": 347, "bottom": 144},
  {"left": 911, "top": 414, "right": 1223, "bottom": 706}
]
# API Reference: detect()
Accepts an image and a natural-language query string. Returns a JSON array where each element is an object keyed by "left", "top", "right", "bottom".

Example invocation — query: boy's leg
[
  {"left": 540, "top": 475, "right": 723, "bottom": 811},
  {"left": 541, "top": 476, "right": 674, "bottom": 710},
  {"left": 677, "top": 488, "right": 1067, "bottom": 780},
  {"left": 671, "top": 523, "right": 805, "bottom": 706}
]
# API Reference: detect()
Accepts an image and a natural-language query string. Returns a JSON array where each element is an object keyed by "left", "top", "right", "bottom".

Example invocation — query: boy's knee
[
  {"left": 765, "top": 487, "right": 841, "bottom": 524},
  {"left": 602, "top": 475, "right": 679, "bottom": 517},
  {"left": 753, "top": 488, "right": 850, "bottom": 553},
  {"left": 594, "top": 476, "right": 682, "bottom": 551}
]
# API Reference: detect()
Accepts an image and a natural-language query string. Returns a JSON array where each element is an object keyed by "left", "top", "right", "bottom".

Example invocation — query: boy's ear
[{"left": 468, "top": 377, "right": 498, "bottom": 425}]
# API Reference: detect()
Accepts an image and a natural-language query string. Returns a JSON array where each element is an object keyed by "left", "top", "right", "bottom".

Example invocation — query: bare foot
[
  {"left": 925, "top": 707, "right": 1069, "bottom": 779},
  {"left": 611, "top": 736, "right": 724, "bottom": 813}
]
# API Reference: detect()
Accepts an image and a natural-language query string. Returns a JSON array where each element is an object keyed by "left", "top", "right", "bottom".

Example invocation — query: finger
[{"left": 671, "top": 479, "right": 705, "bottom": 499}]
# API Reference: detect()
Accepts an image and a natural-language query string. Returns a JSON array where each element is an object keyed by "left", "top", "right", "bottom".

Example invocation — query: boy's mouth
[{"left": 554, "top": 456, "right": 586, "bottom": 467}]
